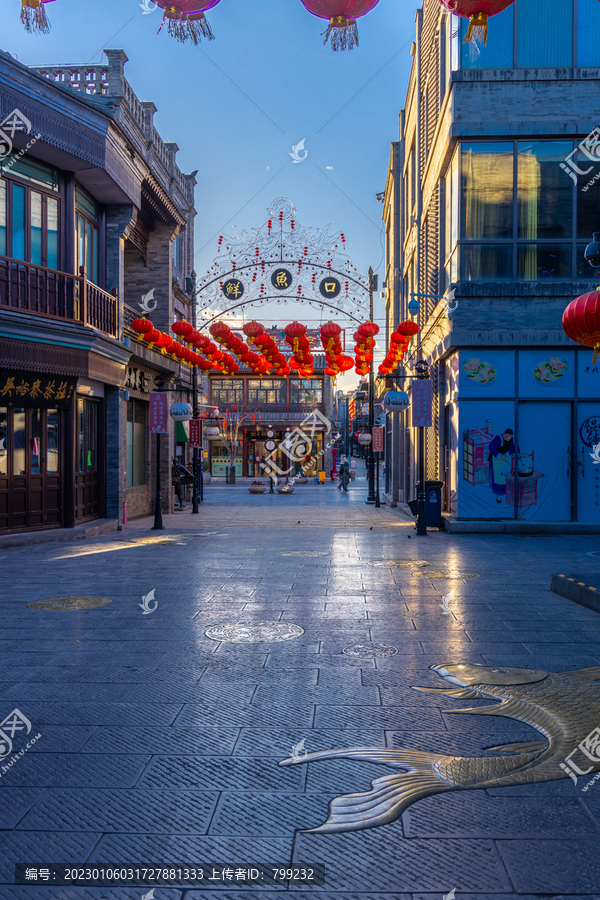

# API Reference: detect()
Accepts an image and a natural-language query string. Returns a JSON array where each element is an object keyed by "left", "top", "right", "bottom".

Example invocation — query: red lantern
[
  {"left": 358, "top": 321, "right": 379, "bottom": 339},
  {"left": 396, "top": 321, "right": 419, "bottom": 337},
  {"left": 209, "top": 321, "right": 230, "bottom": 340},
  {"left": 563, "top": 290, "right": 600, "bottom": 362},
  {"left": 154, "top": 333, "right": 174, "bottom": 354},
  {"left": 439, "top": 0, "right": 515, "bottom": 44},
  {"left": 285, "top": 321, "right": 307, "bottom": 338},
  {"left": 142, "top": 328, "right": 161, "bottom": 347},
  {"left": 154, "top": 0, "right": 221, "bottom": 44},
  {"left": 131, "top": 318, "right": 154, "bottom": 337},
  {"left": 243, "top": 321, "right": 265, "bottom": 343},
  {"left": 338, "top": 355, "right": 355, "bottom": 372},
  {"left": 20, "top": 0, "right": 57, "bottom": 34},
  {"left": 320, "top": 321, "right": 342, "bottom": 339},
  {"left": 300, "top": 0, "right": 380, "bottom": 51},
  {"left": 172, "top": 320, "right": 194, "bottom": 338}
]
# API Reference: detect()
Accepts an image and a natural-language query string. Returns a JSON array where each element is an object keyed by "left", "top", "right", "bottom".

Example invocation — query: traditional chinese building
[
  {"left": 382, "top": 0, "right": 600, "bottom": 528},
  {"left": 208, "top": 354, "right": 335, "bottom": 478},
  {"left": 0, "top": 49, "right": 197, "bottom": 534}
]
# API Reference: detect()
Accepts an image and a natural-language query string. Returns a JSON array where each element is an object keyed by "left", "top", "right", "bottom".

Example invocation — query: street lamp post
[
  {"left": 366, "top": 266, "right": 378, "bottom": 504},
  {"left": 415, "top": 360, "right": 430, "bottom": 537},
  {"left": 188, "top": 270, "right": 200, "bottom": 514}
]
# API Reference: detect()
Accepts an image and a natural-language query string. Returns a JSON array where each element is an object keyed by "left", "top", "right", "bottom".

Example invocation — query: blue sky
[{"left": 3, "top": 0, "right": 416, "bottom": 385}]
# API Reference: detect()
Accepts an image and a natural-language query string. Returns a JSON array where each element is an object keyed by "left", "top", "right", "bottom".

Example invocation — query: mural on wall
[
  {"left": 578, "top": 351, "right": 600, "bottom": 398},
  {"left": 519, "top": 351, "right": 574, "bottom": 398},
  {"left": 458, "top": 350, "right": 515, "bottom": 397},
  {"left": 458, "top": 402, "right": 515, "bottom": 518}
]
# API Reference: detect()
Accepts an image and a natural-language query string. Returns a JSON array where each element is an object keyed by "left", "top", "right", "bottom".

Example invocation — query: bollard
[{"left": 123, "top": 501, "right": 128, "bottom": 530}]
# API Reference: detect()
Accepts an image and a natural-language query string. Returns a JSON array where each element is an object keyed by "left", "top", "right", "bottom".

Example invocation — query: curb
[
  {"left": 0, "top": 519, "right": 119, "bottom": 550},
  {"left": 551, "top": 573, "right": 600, "bottom": 614}
]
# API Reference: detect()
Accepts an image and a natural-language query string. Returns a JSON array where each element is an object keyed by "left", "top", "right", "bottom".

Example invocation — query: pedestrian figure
[
  {"left": 172, "top": 458, "right": 185, "bottom": 508},
  {"left": 338, "top": 459, "right": 350, "bottom": 492}
]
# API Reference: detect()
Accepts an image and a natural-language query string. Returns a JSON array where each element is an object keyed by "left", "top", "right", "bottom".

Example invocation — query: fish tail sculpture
[{"left": 279, "top": 664, "right": 600, "bottom": 834}]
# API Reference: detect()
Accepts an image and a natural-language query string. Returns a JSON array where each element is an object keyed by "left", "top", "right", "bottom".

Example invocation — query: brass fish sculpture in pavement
[{"left": 279, "top": 663, "right": 600, "bottom": 833}]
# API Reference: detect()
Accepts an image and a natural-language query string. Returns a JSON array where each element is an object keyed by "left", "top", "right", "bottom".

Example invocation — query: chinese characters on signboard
[
  {"left": 0, "top": 371, "right": 77, "bottom": 410},
  {"left": 149, "top": 392, "right": 169, "bottom": 434},
  {"left": 189, "top": 419, "right": 202, "bottom": 447},
  {"left": 372, "top": 426, "right": 385, "bottom": 453},
  {"left": 411, "top": 380, "right": 433, "bottom": 427},
  {"left": 125, "top": 368, "right": 150, "bottom": 393}
]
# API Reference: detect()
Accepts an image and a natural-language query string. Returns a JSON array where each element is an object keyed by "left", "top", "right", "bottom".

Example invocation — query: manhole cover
[
  {"left": 411, "top": 570, "right": 480, "bottom": 580},
  {"left": 369, "top": 559, "right": 429, "bottom": 568},
  {"left": 278, "top": 551, "right": 330, "bottom": 557},
  {"left": 27, "top": 596, "right": 112, "bottom": 611},
  {"left": 343, "top": 643, "right": 398, "bottom": 658},
  {"left": 205, "top": 622, "right": 305, "bottom": 643}
]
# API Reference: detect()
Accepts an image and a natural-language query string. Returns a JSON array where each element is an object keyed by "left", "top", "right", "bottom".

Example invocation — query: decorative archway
[{"left": 194, "top": 198, "right": 370, "bottom": 328}]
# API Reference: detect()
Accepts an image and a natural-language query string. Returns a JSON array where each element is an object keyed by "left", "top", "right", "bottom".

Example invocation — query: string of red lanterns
[
  {"left": 353, "top": 320, "right": 379, "bottom": 376},
  {"left": 378, "top": 320, "right": 420, "bottom": 375}
]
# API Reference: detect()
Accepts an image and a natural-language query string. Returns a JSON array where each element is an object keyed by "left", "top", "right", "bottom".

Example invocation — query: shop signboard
[
  {"left": 372, "top": 426, "right": 385, "bottom": 453},
  {"left": 411, "top": 381, "right": 433, "bottom": 427},
  {"left": 189, "top": 419, "right": 202, "bottom": 447},
  {"left": 149, "top": 392, "right": 169, "bottom": 434}
]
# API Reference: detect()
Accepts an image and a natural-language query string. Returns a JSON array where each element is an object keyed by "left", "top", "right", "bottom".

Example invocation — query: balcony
[{"left": 0, "top": 258, "right": 118, "bottom": 339}]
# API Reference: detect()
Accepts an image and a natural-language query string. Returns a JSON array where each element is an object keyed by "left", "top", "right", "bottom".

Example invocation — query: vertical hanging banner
[
  {"left": 372, "top": 426, "right": 385, "bottom": 453},
  {"left": 149, "top": 392, "right": 169, "bottom": 434},
  {"left": 189, "top": 419, "right": 203, "bottom": 447},
  {"left": 411, "top": 381, "right": 433, "bottom": 427}
]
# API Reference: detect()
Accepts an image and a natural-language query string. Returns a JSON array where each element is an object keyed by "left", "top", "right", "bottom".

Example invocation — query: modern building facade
[
  {"left": 383, "top": 0, "right": 600, "bottom": 524},
  {"left": 0, "top": 48, "right": 197, "bottom": 534}
]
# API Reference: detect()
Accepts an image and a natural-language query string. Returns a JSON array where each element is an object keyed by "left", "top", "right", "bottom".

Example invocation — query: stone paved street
[{"left": 2, "top": 473, "right": 600, "bottom": 899}]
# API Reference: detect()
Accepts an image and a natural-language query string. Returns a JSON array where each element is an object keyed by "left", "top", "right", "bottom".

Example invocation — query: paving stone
[
  {"left": 17, "top": 788, "right": 218, "bottom": 833},
  {"left": 81, "top": 726, "right": 239, "bottom": 755},
  {"left": 0, "top": 830, "right": 100, "bottom": 884},
  {"left": 0, "top": 753, "right": 149, "bottom": 787},
  {"left": 138, "top": 756, "right": 305, "bottom": 791},
  {"left": 36, "top": 703, "right": 181, "bottom": 726},
  {"left": 498, "top": 840, "right": 600, "bottom": 892}
]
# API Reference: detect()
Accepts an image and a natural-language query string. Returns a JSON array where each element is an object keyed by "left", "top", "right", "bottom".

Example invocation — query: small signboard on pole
[
  {"left": 189, "top": 419, "right": 202, "bottom": 447},
  {"left": 372, "top": 426, "right": 385, "bottom": 453},
  {"left": 411, "top": 381, "right": 433, "bottom": 427},
  {"left": 149, "top": 392, "right": 169, "bottom": 434}
]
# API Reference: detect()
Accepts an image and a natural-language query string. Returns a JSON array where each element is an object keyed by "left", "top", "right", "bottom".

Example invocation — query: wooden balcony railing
[{"left": 0, "top": 257, "right": 118, "bottom": 338}]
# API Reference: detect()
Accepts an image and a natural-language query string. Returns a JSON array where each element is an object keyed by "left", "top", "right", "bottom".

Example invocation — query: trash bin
[
  {"left": 407, "top": 482, "right": 444, "bottom": 527},
  {"left": 318, "top": 471, "right": 326, "bottom": 483}
]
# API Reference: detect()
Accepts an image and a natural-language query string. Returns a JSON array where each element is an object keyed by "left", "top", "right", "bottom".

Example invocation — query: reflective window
[
  {"left": 31, "top": 408, "right": 43, "bottom": 474},
  {"left": 248, "top": 379, "right": 285, "bottom": 406},
  {"left": 0, "top": 408, "right": 6, "bottom": 476},
  {"left": 577, "top": 0, "right": 600, "bottom": 64},
  {"left": 47, "top": 198, "right": 58, "bottom": 270},
  {"left": 460, "top": 5, "right": 513, "bottom": 68},
  {"left": 576, "top": 145, "right": 600, "bottom": 237},
  {"left": 210, "top": 379, "right": 244, "bottom": 406},
  {"left": 12, "top": 184, "right": 26, "bottom": 260},
  {"left": 517, "top": 243, "right": 572, "bottom": 279},
  {"left": 460, "top": 245, "right": 513, "bottom": 281},
  {"left": 290, "top": 379, "right": 323, "bottom": 406},
  {"left": 47, "top": 410, "right": 59, "bottom": 473},
  {"left": 517, "top": 0, "right": 572, "bottom": 67},
  {"left": 461, "top": 143, "right": 514, "bottom": 239},
  {"left": 13, "top": 409, "right": 25, "bottom": 475},
  {"left": 0, "top": 180, "right": 5, "bottom": 256},
  {"left": 518, "top": 142, "right": 574, "bottom": 239},
  {"left": 126, "top": 399, "right": 146, "bottom": 487},
  {"left": 30, "top": 191, "right": 42, "bottom": 266}
]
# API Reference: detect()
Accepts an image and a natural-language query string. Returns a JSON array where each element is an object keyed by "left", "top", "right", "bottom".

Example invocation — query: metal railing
[{"left": 0, "top": 256, "right": 118, "bottom": 338}]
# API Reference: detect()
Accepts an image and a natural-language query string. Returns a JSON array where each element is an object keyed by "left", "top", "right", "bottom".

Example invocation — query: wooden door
[
  {"left": 0, "top": 406, "right": 62, "bottom": 531},
  {"left": 75, "top": 398, "right": 99, "bottom": 522}
]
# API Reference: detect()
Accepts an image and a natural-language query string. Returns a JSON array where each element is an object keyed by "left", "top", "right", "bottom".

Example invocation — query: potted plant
[
  {"left": 277, "top": 483, "right": 295, "bottom": 494},
  {"left": 248, "top": 480, "right": 267, "bottom": 494}
]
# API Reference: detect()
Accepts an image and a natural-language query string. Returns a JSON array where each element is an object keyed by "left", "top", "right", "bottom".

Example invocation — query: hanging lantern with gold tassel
[
  {"left": 154, "top": 0, "right": 222, "bottom": 44},
  {"left": 21, "top": 0, "right": 57, "bottom": 34},
  {"left": 439, "top": 0, "right": 515, "bottom": 45},
  {"left": 299, "top": 0, "right": 380, "bottom": 51}
]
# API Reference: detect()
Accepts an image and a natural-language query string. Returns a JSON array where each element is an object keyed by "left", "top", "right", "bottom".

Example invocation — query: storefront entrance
[{"left": 0, "top": 406, "right": 61, "bottom": 530}]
